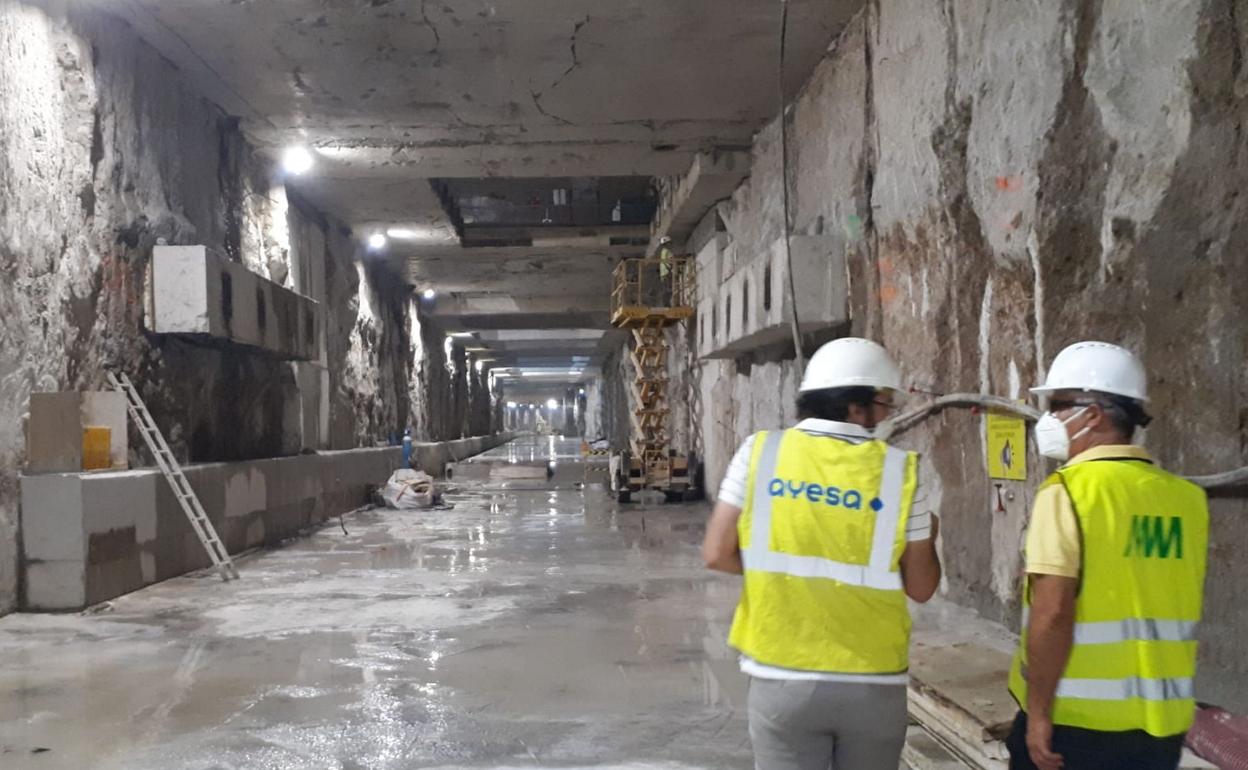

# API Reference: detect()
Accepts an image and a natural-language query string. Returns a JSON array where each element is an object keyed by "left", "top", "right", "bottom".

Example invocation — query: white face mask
[{"left": 1033, "top": 406, "right": 1091, "bottom": 461}]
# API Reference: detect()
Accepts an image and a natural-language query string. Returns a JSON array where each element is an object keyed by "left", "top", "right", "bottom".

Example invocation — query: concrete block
[
  {"left": 27, "top": 392, "right": 129, "bottom": 473},
  {"left": 27, "top": 393, "right": 84, "bottom": 473},
  {"left": 20, "top": 439, "right": 505, "bottom": 606},
  {"left": 81, "top": 471, "right": 149, "bottom": 535},
  {"left": 80, "top": 391, "right": 128, "bottom": 469},
  {"left": 151, "top": 245, "right": 319, "bottom": 360},
  {"left": 86, "top": 524, "right": 139, "bottom": 568},
  {"left": 222, "top": 467, "right": 266, "bottom": 519},
  {"left": 25, "top": 560, "right": 86, "bottom": 611},
  {"left": 20, "top": 474, "right": 84, "bottom": 561},
  {"left": 151, "top": 244, "right": 212, "bottom": 334},
  {"left": 85, "top": 555, "right": 145, "bottom": 607},
  {"left": 702, "top": 236, "right": 848, "bottom": 359},
  {"left": 140, "top": 552, "right": 156, "bottom": 584},
  {"left": 129, "top": 474, "right": 160, "bottom": 543}
]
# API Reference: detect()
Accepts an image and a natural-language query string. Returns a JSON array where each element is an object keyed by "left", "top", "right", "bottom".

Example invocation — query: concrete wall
[
  {"left": 0, "top": 1, "right": 498, "bottom": 615},
  {"left": 21, "top": 447, "right": 400, "bottom": 610},
  {"left": 622, "top": 0, "right": 1248, "bottom": 709},
  {"left": 19, "top": 434, "right": 512, "bottom": 611}
]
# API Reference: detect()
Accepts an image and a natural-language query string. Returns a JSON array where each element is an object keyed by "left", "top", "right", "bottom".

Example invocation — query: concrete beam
[
  {"left": 461, "top": 225, "right": 650, "bottom": 247},
  {"left": 431, "top": 294, "right": 609, "bottom": 320},
  {"left": 477, "top": 329, "right": 605, "bottom": 342},
  {"left": 649, "top": 150, "right": 752, "bottom": 254},
  {"left": 309, "top": 143, "right": 697, "bottom": 180},
  {"left": 442, "top": 312, "right": 611, "bottom": 331}
]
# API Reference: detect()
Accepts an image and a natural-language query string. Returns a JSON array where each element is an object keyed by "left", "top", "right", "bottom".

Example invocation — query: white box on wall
[{"left": 151, "top": 245, "right": 319, "bottom": 361}]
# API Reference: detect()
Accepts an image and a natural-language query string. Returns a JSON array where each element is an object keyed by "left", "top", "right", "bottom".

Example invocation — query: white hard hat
[
  {"left": 1031, "top": 341, "right": 1148, "bottom": 402},
  {"left": 800, "top": 337, "right": 902, "bottom": 393}
]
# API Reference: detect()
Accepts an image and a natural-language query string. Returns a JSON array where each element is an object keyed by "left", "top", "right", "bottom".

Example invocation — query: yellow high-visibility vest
[
  {"left": 728, "top": 429, "right": 919, "bottom": 674},
  {"left": 1009, "top": 455, "right": 1208, "bottom": 737}
]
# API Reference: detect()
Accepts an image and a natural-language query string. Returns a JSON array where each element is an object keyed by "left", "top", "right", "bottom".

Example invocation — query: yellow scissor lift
[{"left": 609, "top": 253, "right": 696, "bottom": 502}]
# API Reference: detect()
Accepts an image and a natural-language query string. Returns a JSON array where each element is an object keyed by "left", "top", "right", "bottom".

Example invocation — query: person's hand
[{"left": 1026, "top": 714, "right": 1064, "bottom": 770}]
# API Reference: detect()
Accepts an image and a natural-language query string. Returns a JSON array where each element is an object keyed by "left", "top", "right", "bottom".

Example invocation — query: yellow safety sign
[{"left": 986, "top": 410, "right": 1027, "bottom": 481}]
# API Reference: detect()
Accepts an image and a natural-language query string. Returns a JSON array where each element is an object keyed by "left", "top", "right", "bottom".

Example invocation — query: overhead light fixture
[
  {"left": 385, "top": 227, "right": 419, "bottom": 239},
  {"left": 474, "top": 360, "right": 484, "bottom": 373},
  {"left": 449, "top": 332, "right": 475, "bottom": 338},
  {"left": 579, "top": 388, "right": 586, "bottom": 395},
  {"left": 506, "top": 401, "right": 517, "bottom": 408},
  {"left": 367, "top": 232, "right": 387, "bottom": 250},
  {"left": 546, "top": 398, "right": 559, "bottom": 409},
  {"left": 422, "top": 288, "right": 436, "bottom": 300},
  {"left": 282, "top": 146, "right": 314, "bottom": 175}
]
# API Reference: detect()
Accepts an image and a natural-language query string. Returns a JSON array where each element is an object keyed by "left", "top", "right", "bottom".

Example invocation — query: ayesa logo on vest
[{"left": 767, "top": 478, "right": 883, "bottom": 512}]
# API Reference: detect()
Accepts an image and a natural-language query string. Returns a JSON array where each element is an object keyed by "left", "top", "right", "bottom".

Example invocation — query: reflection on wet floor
[
  {"left": 450, "top": 435, "right": 611, "bottom": 489},
  {"left": 0, "top": 436, "right": 748, "bottom": 770}
]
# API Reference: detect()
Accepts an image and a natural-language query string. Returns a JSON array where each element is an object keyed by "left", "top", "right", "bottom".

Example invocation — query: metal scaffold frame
[{"left": 610, "top": 255, "right": 696, "bottom": 500}]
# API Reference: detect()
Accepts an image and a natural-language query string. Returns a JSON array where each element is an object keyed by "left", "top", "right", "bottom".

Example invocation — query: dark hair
[
  {"left": 1091, "top": 393, "right": 1152, "bottom": 437},
  {"left": 797, "top": 387, "right": 877, "bottom": 421}
]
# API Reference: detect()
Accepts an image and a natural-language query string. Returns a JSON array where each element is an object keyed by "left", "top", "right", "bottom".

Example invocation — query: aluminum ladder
[{"left": 107, "top": 371, "right": 239, "bottom": 581}]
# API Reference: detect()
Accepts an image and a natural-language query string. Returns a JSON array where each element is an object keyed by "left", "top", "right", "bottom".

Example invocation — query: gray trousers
[{"left": 748, "top": 678, "right": 908, "bottom": 770}]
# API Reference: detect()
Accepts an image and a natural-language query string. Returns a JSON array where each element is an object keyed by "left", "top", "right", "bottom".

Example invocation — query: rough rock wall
[
  {"left": 676, "top": 0, "right": 1248, "bottom": 707},
  {"left": 0, "top": 1, "right": 489, "bottom": 614},
  {"left": 598, "top": 346, "right": 632, "bottom": 452},
  {"left": 406, "top": 307, "right": 495, "bottom": 443}
]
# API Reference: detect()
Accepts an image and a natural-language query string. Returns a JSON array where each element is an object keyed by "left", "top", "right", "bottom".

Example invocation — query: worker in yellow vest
[
  {"left": 1008, "top": 341, "right": 1208, "bottom": 770},
  {"left": 703, "top": 337, "right": 942, "bottom": 770}
]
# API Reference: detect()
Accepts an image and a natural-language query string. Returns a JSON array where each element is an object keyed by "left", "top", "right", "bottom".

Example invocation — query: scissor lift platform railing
[{"left": 610, "top": 256, "right": 695, "bottom": 499}]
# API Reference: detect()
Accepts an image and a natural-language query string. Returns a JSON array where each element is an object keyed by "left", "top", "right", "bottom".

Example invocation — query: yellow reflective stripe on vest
[
  {"left": 1022, "top": 611, "right": 1198, "bottom": 645},
  {"left": 1057, "top": 676, "right": 1194, "bottom": 702},
  {"left": 742, "top": 430, "right": 906, "bottom": 591}
]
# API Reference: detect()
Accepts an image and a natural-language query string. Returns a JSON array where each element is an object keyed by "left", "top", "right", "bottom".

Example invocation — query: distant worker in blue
[{"left": 703, "top": 337, "right": 942, "bottom": 770}]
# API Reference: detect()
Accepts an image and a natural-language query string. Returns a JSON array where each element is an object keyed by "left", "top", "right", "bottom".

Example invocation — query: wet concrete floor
[{"left": 0, "top": 437, "right": 753, "bottom": 770}]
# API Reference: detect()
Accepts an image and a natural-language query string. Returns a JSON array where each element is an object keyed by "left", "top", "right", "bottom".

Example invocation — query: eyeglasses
[{"left": 1046, "top": 399, "right": 1096, "bottom": 413}]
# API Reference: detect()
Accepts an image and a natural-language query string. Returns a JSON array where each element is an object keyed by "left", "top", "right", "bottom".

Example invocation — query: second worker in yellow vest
[
  {"left": 703, "top": 337, "right": 942, "bottom": 770},
  {"left": 1006, "top": 341, "right": 1208, "bottom": 770}
]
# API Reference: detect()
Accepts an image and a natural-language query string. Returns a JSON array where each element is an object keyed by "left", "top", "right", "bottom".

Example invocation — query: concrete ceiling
[{"left": 106, "top": 0, "right": 863, "bottom": 384}]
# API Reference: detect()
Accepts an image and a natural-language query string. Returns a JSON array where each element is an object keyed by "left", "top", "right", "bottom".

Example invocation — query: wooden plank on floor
[
  {"left": 907, "top": 637, "right": 1015, "bottom": 769},
  {"left": 903, "top": 726, "right": 971, "bottom": 769},
  {"left": 909, "top": 637, "right": 1017, "bottom": 742}
]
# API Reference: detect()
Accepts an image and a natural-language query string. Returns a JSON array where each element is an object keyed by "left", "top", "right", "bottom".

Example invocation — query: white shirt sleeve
[
  {"left": 905, "top": 507, "right": 932, "bottom": 542},
  {"left": 905, "top": 465, "right": 932, "bottom": 541},
  {"left": 715, "top": 434, "right": 756, "bottom": 508}
]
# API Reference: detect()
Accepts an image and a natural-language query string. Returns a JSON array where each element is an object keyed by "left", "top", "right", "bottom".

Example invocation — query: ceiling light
[
  {"left": 506, "top": 401, "right": 517, "bottom": 408},
  {"left": 386, "top": 228, "right": 419, "bottom": 239},
  {"left": 367, "top": 232, "right": 387, "bottom": 250},
  {"left": 282, "top": 146, "right": 314, "bottom": 175},
  {"left": 546, "top": 398, "right": 559, "bottom": 409},
  {"left": 579, "top": 388, "right": 586, "bottom": 395},
  {"left": 449, "top": 332, "right": 475, "bottom": 338},
  {"left": 474, "top": 360, "right": 484, "bottom": 373},
  {"left": 422, "top": 288, "right": 436, "bottom": 300}
]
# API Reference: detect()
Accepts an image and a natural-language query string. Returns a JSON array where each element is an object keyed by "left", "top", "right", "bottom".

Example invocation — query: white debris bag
[{"left": 380, "top": 469, "right": 437, "bottom": 509}]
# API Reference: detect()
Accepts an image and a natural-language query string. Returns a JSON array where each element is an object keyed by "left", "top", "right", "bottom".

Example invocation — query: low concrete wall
[
  {"left": 410, "top": 433, "right": 515, "bottom": 476},
  {"left": 19, "top": 433, "right": 514, "bottom": 610}
]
